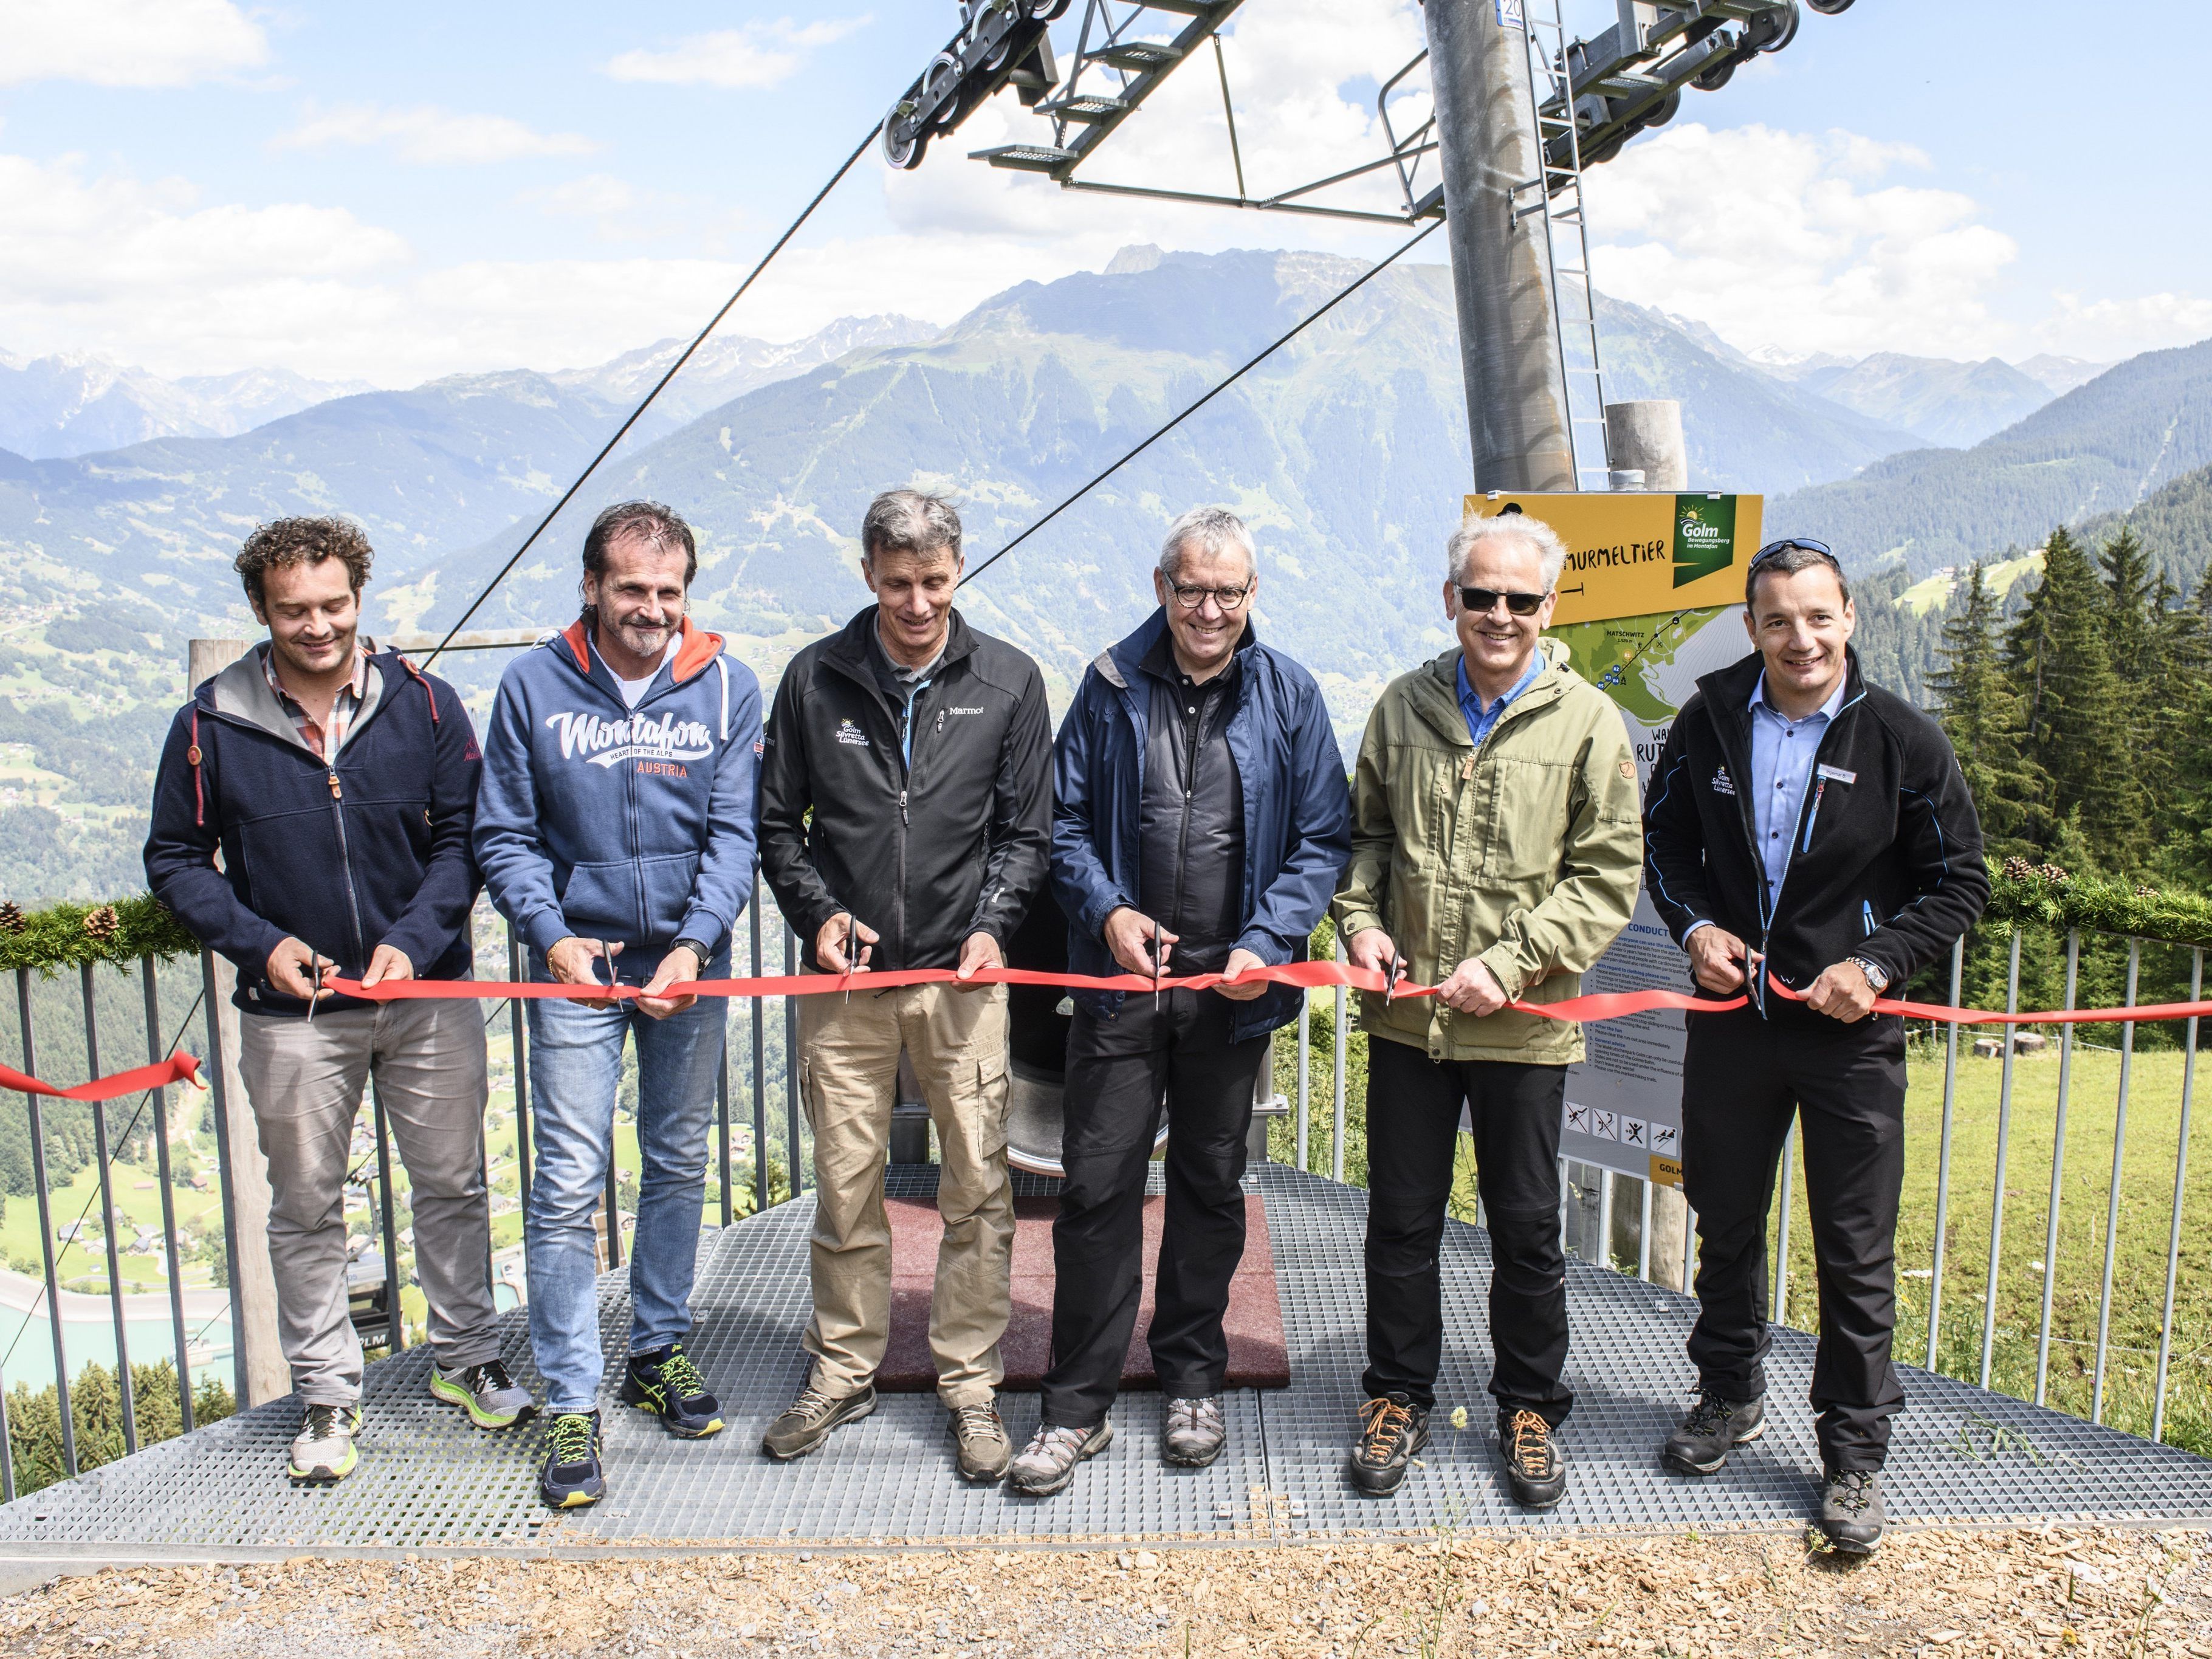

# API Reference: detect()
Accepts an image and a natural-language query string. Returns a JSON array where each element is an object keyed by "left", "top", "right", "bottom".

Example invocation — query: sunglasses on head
[
  {"left": 1747, "top": 537, "right": 1838, "bottom": 572},
  {"left": 1458, "top": 585, "right": 1549, "bottom": 617}
]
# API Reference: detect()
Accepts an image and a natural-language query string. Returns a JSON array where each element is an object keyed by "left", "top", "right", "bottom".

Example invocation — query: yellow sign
[
  {"left": 1463, "top": 491, "right": 1764, "bottom": 627},
  {"left": 1649, "top": 1155, "right": 1685, "bottom": 1190}
]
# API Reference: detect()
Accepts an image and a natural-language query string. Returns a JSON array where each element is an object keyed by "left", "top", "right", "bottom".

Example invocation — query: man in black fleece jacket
[
  {"left": 755, "top": 489, "right": 1052, "bottom": 1481},
  {"left": 1643, "top": 539, "right": 1987, "bottom": 1554}
]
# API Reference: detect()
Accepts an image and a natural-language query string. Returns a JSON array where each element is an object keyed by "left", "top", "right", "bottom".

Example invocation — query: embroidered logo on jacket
[
  {"left": 1711, "top": 765, "right": 1736, "bottom": 797},
  {"left": 834, "top": 718, "right": 868, "bottom": 747},
  {"left": 543, "top": 710, "right": 715, "bottom": 769}
]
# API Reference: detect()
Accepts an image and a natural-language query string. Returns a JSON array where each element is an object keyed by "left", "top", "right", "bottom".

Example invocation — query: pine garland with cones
[{"left": 0, "top": 896, "right": 197, "bottom": 976}]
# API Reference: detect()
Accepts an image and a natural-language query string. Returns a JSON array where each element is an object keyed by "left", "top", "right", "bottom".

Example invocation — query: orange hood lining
[{"left": 560, "top": 615, "right": 725, "bottom": 684}]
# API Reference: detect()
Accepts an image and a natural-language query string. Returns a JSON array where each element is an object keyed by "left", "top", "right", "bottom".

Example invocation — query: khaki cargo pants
[{"left": 797, "top": 981, "right": 1015, "bottom": 1407}]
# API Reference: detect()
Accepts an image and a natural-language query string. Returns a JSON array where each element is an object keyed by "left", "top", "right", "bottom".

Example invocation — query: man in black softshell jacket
[
  {"left": 755, "top": 489, "right": 1052, "bottom": 1481},
  {"left": 1643, "top": 538, "right": 1987, "bottom": 1554}
]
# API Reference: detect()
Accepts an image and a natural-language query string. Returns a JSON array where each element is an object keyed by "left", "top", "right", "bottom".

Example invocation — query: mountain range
[
  {"left": 1773, "top": 335, "right": 2212, "bottom": 574},
  {"left": 0, "top": 352, "right": 375, "bottom": 460},
  {"left": 2, "top": 242, "right": 2209, "bottom": 902}
]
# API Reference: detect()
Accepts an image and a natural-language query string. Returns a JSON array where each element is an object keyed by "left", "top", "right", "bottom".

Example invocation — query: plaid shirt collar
[{"left": 263, "top": 642, "right": 371, "bottom": 761}]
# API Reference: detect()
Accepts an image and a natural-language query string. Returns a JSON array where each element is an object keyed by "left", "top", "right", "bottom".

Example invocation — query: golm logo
[
  {"left": 834, "top": 718, "right": 868, "bottom": 747},
  {"left": 1672, "top": 495, "right": 1737, "bottom": 589}
]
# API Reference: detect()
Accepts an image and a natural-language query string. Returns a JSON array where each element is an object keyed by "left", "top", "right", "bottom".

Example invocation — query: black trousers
[
  {"left": 1040, "top": 989, "right": 1269, "bottom": 1427},
  {"left": 1681, "top": 1004, "right": 1908, "bottom": 1473},
  {"left": 1363, "top": 1035, "right": 1573, "bottom": 1423}
]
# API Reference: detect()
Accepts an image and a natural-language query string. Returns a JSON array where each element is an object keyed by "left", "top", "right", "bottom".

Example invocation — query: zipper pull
[
  {"left": 1459, "top": 754, "right": 1475, "bottom": 782},
  {"left": 936, "top": 709, "right": 945, "bottom": 736},
  {"left": 326, "top": 769, "right": 342, "bottom": 800},
  {"left": 899, "top": 788, "right": 908, "bottom": 825}
]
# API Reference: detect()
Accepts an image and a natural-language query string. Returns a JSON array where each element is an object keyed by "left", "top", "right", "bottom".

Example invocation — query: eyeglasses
[
  {"left": 1167, "top": 580, "right": 1252, "bottom": 612},
  {"left": 1747, "top": 538, "right": 1839, "bottom": 574},
  {"left": 1458, "top": 585, "right": 1549, "bottom": 617}
]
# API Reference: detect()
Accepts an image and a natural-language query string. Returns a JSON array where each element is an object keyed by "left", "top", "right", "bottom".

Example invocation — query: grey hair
[
  {"left": 1447, "top": 512, "right": 1568, "bottom": 591},
  {"left": 1158, "top": 505, "right": 1257, "bottom": 579},
  {"left": 860, "top": 488, "right": 962, "bottom": 564}
]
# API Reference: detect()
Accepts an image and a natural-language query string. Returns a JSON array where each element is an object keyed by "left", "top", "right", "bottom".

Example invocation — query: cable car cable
[
  {"left": 417, "top": 19, "right": 970, "bottom": 672},
  {"left": 960, "top": 216, "right": 1442, "bottom": 591}
]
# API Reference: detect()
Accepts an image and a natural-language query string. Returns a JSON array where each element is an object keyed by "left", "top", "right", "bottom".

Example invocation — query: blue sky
[{"left": 2, "top": 0, "right": 2202, "bottom": 384}]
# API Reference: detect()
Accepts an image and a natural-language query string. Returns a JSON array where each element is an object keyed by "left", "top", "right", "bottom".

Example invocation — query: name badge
[{"left": 1816, "top": 764, "right": 1856, "bottom": 784}]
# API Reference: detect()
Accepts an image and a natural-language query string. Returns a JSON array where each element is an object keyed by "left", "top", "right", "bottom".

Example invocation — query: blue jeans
[{"left": 523, "top": 960, "right": 726, "bottom": 1415}]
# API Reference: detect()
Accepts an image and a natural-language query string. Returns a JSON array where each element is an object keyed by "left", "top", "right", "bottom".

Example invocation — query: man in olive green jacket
[{"left": 1333, "top": 511, "right": 1641, "bottom": 1507}]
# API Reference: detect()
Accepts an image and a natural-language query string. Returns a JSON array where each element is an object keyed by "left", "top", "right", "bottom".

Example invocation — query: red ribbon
[
  {"left": 320, "top": 959, "right": 2212, "bottom": 1029},
  {"left": 0, "top": 1051, "right": 202, "bottom": 1102}
]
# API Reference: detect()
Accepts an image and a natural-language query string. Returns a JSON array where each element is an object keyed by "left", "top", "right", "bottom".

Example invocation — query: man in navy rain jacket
[
  {"left": 473, "top": 500, "right": 761, "bottom": 1510},
  {"left": 1006, "top": 506, "right": 1350, "bottom": 1496}
]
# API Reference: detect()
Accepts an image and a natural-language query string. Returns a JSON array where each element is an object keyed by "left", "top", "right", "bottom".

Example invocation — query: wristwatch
[{"left": 1847, "top": 955, "right": 1890, "bottom": 993}]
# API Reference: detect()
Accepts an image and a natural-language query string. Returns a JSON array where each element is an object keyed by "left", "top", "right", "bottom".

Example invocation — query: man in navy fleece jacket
[
  {"left": 145, "top": 517, "right": 530, "bottom": 1488},
  {"left": 473, "top": 499, "right": 761, "bottom": 1510}
]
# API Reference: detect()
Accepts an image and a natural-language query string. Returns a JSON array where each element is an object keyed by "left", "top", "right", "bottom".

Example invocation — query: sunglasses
[
  {"left": 1747, "top": 537, "right": 1838, "bottom": 572},
  {"left": 1458, "top": 585, "right": 1549, "bottom": 617}
]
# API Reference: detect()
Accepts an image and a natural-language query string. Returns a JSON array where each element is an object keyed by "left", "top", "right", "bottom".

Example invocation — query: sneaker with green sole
[
  {"left": 287, "top": 1403, "right": 362, "bottom": 1484},
  {"left": 620, "top": 1341, "right": 724, "bottom": 1438},
  {"left": 540, "top": 1410, "right": 605, "bottom": 1509},
  {"left": 430, "top": 1358, "right": 535, "bottom": 1429}
]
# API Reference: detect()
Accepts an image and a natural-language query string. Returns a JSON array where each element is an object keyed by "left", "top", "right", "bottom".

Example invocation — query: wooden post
[{"left": 188, "top": 637, "right": 290, "bottom": 1408}]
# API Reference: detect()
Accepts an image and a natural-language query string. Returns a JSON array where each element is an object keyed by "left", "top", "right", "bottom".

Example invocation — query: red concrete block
[{"left": 876, "top": 1193, "right": 1290, "bottom": 1392}]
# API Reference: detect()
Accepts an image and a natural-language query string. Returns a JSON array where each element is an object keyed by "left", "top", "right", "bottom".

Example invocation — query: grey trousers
[{"left": 238, "top": 998, "right": 501, "bottom": 1407}]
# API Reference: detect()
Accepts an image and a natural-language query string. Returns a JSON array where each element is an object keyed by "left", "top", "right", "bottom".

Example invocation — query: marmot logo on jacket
[{"left": 543, "top": 709, "right": 716, "bottom": 768}]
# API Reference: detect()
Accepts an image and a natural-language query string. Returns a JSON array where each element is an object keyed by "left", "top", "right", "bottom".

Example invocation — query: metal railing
[{"left": 4, "top": 908, "right": 2206, "bottom": 1497}]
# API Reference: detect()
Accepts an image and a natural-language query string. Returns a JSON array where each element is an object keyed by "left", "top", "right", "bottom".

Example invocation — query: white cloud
[
  {"left": 273, "top": 103, "right": 599, "bottom": 166},
  {"left": 2032, "top": 291, "right": 2212, "bottom": 363},
  {"left": 0, "top": 0, "right": 267, "bottom": 88},
  {"left": 604, "top": 17, "right": 870, "bottom": 91},
  {"left": 1582, "top": 123, "right": 2020, "bottom": 360}
]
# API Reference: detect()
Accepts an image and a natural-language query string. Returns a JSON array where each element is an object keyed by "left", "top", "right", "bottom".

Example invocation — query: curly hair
[{"left": 234, "top": 517, "right": 375, "bottom": 608}]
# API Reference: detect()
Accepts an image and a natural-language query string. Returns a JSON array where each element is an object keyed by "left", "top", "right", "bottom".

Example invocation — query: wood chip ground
[{"left": 2, "top": 1527, "right": 2207, "bottom": 1657}]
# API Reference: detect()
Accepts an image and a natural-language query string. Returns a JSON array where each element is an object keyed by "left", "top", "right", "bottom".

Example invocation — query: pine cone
[
  {"left": 2038, "top": 863, "right": 2070, "bottom": 885},
  {"left": 2135, "top": 884, "right": 2160, "bottom": 900},
  {"left": 0, "top": 902, "right": 21, "bottom": 936},
  {"left": 83, "top": 904, "right": 120, "bottom": 942},
  {"left": 2002, "top": 856, "right": 2034, "bottom": 882}
]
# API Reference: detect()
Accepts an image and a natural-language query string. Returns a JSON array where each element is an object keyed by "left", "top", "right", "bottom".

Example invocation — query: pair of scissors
[
  {"left": 1384, "top": 950, "right": 1408, "bottom": 1006},
  {"left": 1151, "top": 918, "right": 1164, "bottom": 1009}
]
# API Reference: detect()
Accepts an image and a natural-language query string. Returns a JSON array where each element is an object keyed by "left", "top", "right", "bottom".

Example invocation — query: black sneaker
[
  {"left": 540, "top": 1411, "right": 605, "bottom": 1510},
  {"left": 621, "top": 1342, "right": 724, "bottom": 1438},
  {"left": 1815, "top": 1468, "right": 1885, "bottom": 1554},
  {"left": 1499, "top": 1409, "right": 1567, "bottom": 1508},
  {"left": 1662, "top": 1390, "right": 1766, "bottom": 1475},
  {"left": 1347, "top": 1393, "right": 1429, "bottom": 1497}
]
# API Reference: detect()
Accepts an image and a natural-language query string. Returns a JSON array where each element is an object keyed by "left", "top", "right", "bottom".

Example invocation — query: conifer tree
[
  {"left": 2002, "top": 526, "right": 2141, "bottom": 871},
  {"left": 1929, "top": 563, "right": 2037, "bottom": 856}
]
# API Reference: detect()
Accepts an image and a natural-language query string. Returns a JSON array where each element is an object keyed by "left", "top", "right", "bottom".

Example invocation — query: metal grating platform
[{"left": 1, "top": 1163, "right": 2207, "bottom": 1559}]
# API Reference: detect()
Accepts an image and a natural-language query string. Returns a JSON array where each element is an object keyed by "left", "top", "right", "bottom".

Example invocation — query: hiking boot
[
  {"left": 1347, "top": 1393, "right": 1428, "bottom": 1497},
  {"left": 287, "top": 1402, "right": 362, "bottom": 1484},
  {"left": 1500, "top": 1409, "right": 1567, "bottom": 1508},
  {"left": 1815, "top": 1469, "right": 1886, "bottom": 1554},
  {"left": 761, "top": 1383, "right": 877, "bottom": 1461},
  {"left": 621, "top": 1342, "right": 724, "bottom": 1438},
  {"left": 1005, "top": 1420, "right": 1113, "bottom": 1497},
  {"left": 1662, "top": 1390, "right": 1766, "bottom": 1475},
  {"left": 430, "top": 1358, "right": 535, "bottom": 1429},
  {"left": 947, "top": 1400, "right": 1012, "bottom": 1482},
  {"left": 1163, "top": 1396, "right": 1227, "bottom": 1468},
  {"left": 540, "top": 1410, "right": 605, "bottom": 1509}
]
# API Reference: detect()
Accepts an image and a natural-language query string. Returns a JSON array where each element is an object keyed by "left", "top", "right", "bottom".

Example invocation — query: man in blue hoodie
[
  {"left": 146, "top": 517, "right": 530, "bottom": 1486},
  {"left": 475, "top": 500, "right": 762, "bottom": 1509}
]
